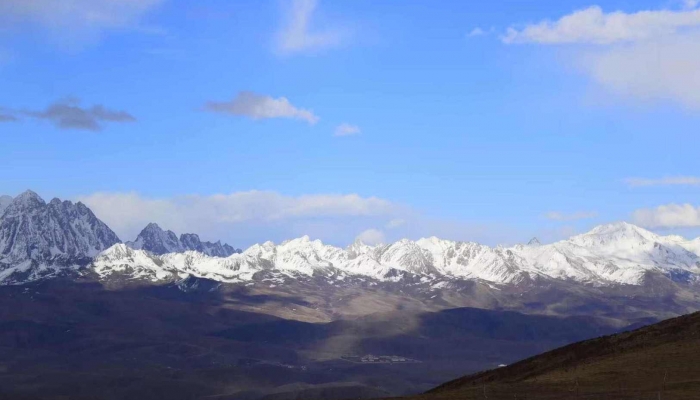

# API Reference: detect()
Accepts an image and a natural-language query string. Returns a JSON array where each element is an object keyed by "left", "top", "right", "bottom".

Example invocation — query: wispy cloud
[
  {"left": 205, "top": 91, "right": 319, "bottom": 125},
  {"left": 684, "top": 0, "right": 700, "bottom": 10},
  {"left": 504, "top": 5, "right": 700, "bottom": 109},
  {"left": 22, "top": 98, "right": 135, "bottom": 131},
  {"left": 0, "top": 109, "right": 17, "bottom": 122},
  {"left": 334, "top": 123, "right": 360, "bottom": 137},
  {"left": 632, "top": 203, "right": 700, "bottom": 228},
  {"left": 544, "top": 211, "right": 598, "bottom": 221},
  {"left": 275, "top": 0, "right": 345, "bottom": 55},
  {"left": 467, "top": 27, "right": 486, "bottom": 37},
  {"left": 503, "top": 6, "right": 700, "bottom": 45},
  {"left": 625, "top": 176, "right": 700, "bottom": 187},
  {"left": 355, "top": 228, "right": 386, "bottom": 245},
  {"left": 0, "top": 0, "right": 165, "bottom": 48}
]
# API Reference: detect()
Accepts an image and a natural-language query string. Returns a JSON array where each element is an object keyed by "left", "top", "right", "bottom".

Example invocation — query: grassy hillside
[{"left": 420, "top": 311, "right": 700, "bottom": 400}]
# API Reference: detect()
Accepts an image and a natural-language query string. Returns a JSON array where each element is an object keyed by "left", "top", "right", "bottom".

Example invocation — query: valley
[{"left": 1, "top": 190, "right": 700, "bottom": 399}]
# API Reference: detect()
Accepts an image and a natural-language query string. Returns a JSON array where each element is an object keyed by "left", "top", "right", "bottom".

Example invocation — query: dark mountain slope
[
  {"left": 421, "top": 311, "right": 700, "bottom": 400},
  {"left": 0, "top": 279, "right": 626, "bottom": 400},
  {"left": 126, "top": 222, "right": 240, "bottom": 256}
]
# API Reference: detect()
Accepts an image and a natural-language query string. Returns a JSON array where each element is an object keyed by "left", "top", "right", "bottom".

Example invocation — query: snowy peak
[
  {"left": 583, "top": 221, "right": 658, "bottom": 241},
  {"left": 126, "top": 223, "right": 239, "bottom": 257},
  {"left": 568, "top": 221, "right": 661, "bottom": 251},
  {"left": 2, "top": 194, "right": 700, "bottom": 290}
]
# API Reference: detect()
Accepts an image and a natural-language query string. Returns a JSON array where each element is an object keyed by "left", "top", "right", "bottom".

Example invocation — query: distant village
[{"left": 341, "top": 355, "right": 421, "bottom": 364}]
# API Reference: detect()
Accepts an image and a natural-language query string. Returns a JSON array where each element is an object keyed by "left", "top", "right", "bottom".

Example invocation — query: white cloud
[
  {"left": 544, "top": 211, "right": 598, "bottom": 221},
  {"left": 78, "top": 191, "right": 398, "bottom": 243},
  {"left": 632, "top": 203, "right": 700, "bottom": 228},
  {"left": 684, "top": 0, "right": 700, "bottom": 10},
  {"left": 504, "top": 5, "right": 700, "bottom": 109},
  {"left": 205, "top": 92, "right": 319, "bottom": 125},
  {"left": 625, "top": 176, "right": 700, "bottom": 187},
  {"left": 503, "top": 6, "right": 700, "bottom": 45},
  {"left": 275, "top": 0, "right": 344, "bottom": 54},
  {"left": 582, "top": 34, "right": 700, "bottom": 109},
  {"left": 0, "top": 0, "right": 164, "bottom": 46},
  {"left": 334, "top": 123, "right": 360, "bottom": 137},
  {"left": 355, "top": 229, "right": 385, "bottom": 245},
  {"left": 467, "top": 27, "right": 486, "bottom": 37}
]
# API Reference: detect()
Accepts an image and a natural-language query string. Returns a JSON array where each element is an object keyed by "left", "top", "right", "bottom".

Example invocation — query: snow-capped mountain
[
  {"left": 93, "top": 222, "right": 700, "bottom": 287},
  {"left": 0, "top": 190, "right": 121, "bottom": 283},
  {"left": 2, "top": 190, "right": 700, "bottom": 290},
  {"left": 126, "top": 223, "right": 240, "bottom": 257}
]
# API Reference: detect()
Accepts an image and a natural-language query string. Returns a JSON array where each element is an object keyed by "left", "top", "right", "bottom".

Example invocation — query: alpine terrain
[{"left": 1, "top": 190, "right": 700, "bottom": 399}]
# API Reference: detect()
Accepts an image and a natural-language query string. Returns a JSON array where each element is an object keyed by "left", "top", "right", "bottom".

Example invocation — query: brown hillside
[{"left": 418, "top": 311, "right": 700, "bottom": 400}]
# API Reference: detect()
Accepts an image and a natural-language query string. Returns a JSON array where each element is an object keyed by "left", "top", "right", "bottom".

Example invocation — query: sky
[{"left": 1, "top": 0, "right": 700, "bottom": 247}]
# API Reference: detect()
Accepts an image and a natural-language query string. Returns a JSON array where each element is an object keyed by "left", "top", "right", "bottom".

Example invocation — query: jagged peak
[
  {"left": 143, "top": 222, "right": 164, "bottom": 231},
  {"left": 527, "top": 237, "right": 541, "bottom": 246},
  {"left": 5, "top": 190, "right": 45, "bottom": 213},
  {"left": 14, "top": 189, "right": 45, "bottom": 204}
]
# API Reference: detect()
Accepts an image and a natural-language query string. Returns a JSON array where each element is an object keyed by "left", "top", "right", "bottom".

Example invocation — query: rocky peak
[
  {"left": 0, "top": 191, "right": 120, "bottom": 283},
  {"left": 527, "top": 237, "right": 541, "bottom": 246},
  {"left": 180, "top": 233, "right": 204, "bottom": 251},
  {"left": 126, "top": 223, "right": 239, "bottom": 257},
  {"left": 127, "top": 223, "right": 182, "bottom": 255},
  {"left": 4, "top": 190, "right": 46, "bottom": 214}
]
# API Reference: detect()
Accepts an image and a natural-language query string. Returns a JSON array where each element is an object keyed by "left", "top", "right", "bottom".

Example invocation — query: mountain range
[
  {"left": 2, "top": 190, "right": 700, "bottom": 399},
  {"left": 2, "top": 190, "right": 700, "bottom": 291}
]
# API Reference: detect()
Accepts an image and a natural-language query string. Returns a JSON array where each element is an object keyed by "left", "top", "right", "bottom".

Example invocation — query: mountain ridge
[
  {"left": 126, "top": 222, "right": 241, "bottom": 257},
  {"left": 93, "top": 220, "right": 700, "bottom": 288},
  {"left": 3, "top": 190, "right": 700, "bottom": 296}
]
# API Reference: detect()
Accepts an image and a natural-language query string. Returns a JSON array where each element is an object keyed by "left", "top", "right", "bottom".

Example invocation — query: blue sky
[{"left": 1, "top": 0, "right": 700, "bottom": 247}]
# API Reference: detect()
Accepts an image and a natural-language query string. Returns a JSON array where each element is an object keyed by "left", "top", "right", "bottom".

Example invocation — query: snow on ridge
[
  {"left": 90, "top": 222, "right": 700, "bottom": 286},
  {"left": 2, "top": 190, "right": 698, "bottom": 288}
]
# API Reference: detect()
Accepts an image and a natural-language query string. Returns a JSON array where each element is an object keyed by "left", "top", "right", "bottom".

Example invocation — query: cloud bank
[
  {"left": 632, "top": 203, "right": 700, "bottom": 228},
  {"left": 504, "top": 6, "right": 700, "bottom": 44},
  {"left": 78, "top": 191, "right": 400, "bottom": 244},
  {"left": 505, "top": 4, "right": 700, "bottom": 109}
]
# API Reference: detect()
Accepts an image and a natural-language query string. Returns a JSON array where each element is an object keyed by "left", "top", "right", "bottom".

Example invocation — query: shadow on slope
[
  {"left": 421, "top": 311, "right": 700, "bottom": 400},
  {"left": 0, "top": 278, "right": 644, "bottom": 400}
]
